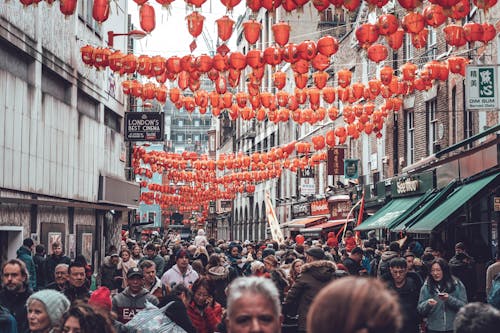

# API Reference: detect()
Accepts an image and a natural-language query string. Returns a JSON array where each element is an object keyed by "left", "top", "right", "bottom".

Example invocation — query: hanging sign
[
  {"left": 125, "top": 112, "right": 164, "bottom": 141},
  {"left": 344, "top": 159, "right": 359, "bottom": 179},
  {"left": 466, "top": 66, "right": 498, "bottom": 109}
]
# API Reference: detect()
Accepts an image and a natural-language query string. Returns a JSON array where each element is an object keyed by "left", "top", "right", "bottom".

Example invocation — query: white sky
[{"left": 128, "top": 1, "right": 246, "bottom": 57}]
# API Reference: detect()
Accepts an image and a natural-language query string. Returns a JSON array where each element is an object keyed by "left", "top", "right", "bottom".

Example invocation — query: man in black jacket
[
  {"left": 44, "top": 241, "right": 70, "bottom": 286},
  {"left": 64, "top": 261, "right": 91, "bottom": 303},
  {"left": 383, "top": 257, "right": 422, "bottom": 333},
  {"left": 33, "top": 244, "right": 46, "bottom": 290},
  {"left": 0, "top": 259, "right": 33, "bottom": 333}
]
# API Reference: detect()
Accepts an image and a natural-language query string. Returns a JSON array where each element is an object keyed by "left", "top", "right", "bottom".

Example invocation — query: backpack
[
  {"left": 487, "top": 273, "right": 500, "bottom": 309},
  {"left": 124, "top": 301, "right": 186, "bottom": 333}
]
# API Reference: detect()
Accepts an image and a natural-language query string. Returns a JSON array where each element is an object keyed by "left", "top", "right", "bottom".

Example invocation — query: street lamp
[{"left": 107, "top": 29, "right": 147, "bottom": 48}]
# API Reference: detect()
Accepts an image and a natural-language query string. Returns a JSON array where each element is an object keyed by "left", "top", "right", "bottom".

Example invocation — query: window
[
  {"left": 104, "top": 108, "right": 121, "bottom": 133},
  {"left": 194, "top": 135, "right": 200, "bottom": 142},
  {"left": 452, "top": 87, "right": 457, "bottom": 143},
  {"left": 178, "top": 119, "right": 183, "bottom": 126},
  {"left": 406, "top": 109, "right": 415, "bottom": 165},
  {"left": 177, "top": 134, "right": 184, "bottom": 142},
  {"left": 426, "top": 99, "right": 438, "bottom": 154},
  {"left": 404, "top": 34, "right": 413, "bottom": 61},
  {"left": 194, "top": 119, "right": 200, "bottom": 127}
]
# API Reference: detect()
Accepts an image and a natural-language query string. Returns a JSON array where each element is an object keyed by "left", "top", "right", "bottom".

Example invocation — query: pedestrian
[
  {"left": 118, "top": 248, "right": 137, "bottom": 290},
  {"left": 449, "top": 242, "right": 476, "bottom": 301},
  {"left": 289, "top": 259, "right": 303, "bottom": 286},
  {"left": 33, "top": 245, "right": 46, "bottom": 291},
  {"left": 130, "top": 245, "right": 143, "bottom": 265},
  {"left": 140, "top": 260, "right": 167, "bottom": 304},
  {"left": 0, "top": 259, "right": 33, "bottom": 333},
  {"left": 263, "top": 255, "right": 289, "bottom": 302},
  {"left": 60, "top": 301, "right": 115, "bottom": 333},
  {"left": 17, "top": 238, "right": 37, "bottom": 291},
  {"left": 194, "top": 229, "right": 208, "bottom": 248},
  {"left": 138, "top": 243, "right": 165, "bottom": 279},
  {"left": 225, "top": 277, "right": 282, "bottom": 333},
  {"left": 342, "top": 230, "right": 357, "bottom": 253},
  {"left": 64, "top": 262, "right": 91, "bottom": 304},
  {"left": 342, "top": 246, "right": 365, "bottom": 275},
  {"left": 418, "top": 258, "right": 468, "bottom": 333},
  {"left": 486, "top": 249, "right": 500, "bottom": 295},
  {"left": 161, "top": 249, "right": 199, "bottom": 289},
  {"left": 206, "top": 263, "right": 229, "bottom": 308},
  {"left": 26, "top": 289, "right": 70, "bottom": 333},
  {"left": 284, "top": 247, "right": 340, "bottom": 333},
  {"left": 112, "top": 267, "right": 158, "bottom": 324},
  {"left": 100, "top": 253, "right": 122, "bottom": 292},
  {"left": 162, "top": 283, "right": 196, "bottom": 333},
  {"left": 384, "top": 257, "right": 423, "bottom": 333},
  {"left": 453, "top": 302, "right": 500, "bottom": 333},
  {"left": 187, "top": 277, "right": 222, "bottom": 333},
  {"left": 377, "top": 241, "right": 400, "bottom": 277},
  {"left": 307, "top": 277, "right": 402, "bottom": 333},
  {"left": 45, "top": 263, "right": 69, "bottom": 293},
  {"left": 44, "top": 242, "right": 70, "bottom": 286},
  {"left": 366, "top": 230, "right": 379, "bottom": 250},
  {"left": 88, "top": 286, "right": 134, "bottom": 333},
  {"left": 0, "top": 304, "right": 17, "bottom": 333},
  {"left": 326, "top": 232, "right": 338, "bottom": 249}
]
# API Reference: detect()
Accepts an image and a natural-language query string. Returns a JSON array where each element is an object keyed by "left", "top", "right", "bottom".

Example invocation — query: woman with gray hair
[
  {"left": 225, "top": 276, "right": 282, "bottom": 333},
  {"left": 26, "top": 289, "right": 70, "bottom": 333}
]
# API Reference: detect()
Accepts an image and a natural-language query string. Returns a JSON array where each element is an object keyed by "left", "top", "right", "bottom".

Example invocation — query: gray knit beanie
[{"left": 27, "top": 289, "right": 70, "bottom": 326}]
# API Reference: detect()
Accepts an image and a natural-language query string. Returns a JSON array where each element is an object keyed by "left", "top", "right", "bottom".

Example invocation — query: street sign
[
  {"left": 125, "top": 112, "right": 164, "bottom": 141},
  {"left": 466, "top": 66, "right": 498, "bottom": 109}
]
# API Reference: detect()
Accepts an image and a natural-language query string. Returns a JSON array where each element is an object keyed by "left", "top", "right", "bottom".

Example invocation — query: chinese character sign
[{"left": 466, "top": 66, "right": 497, "bottom": 109}]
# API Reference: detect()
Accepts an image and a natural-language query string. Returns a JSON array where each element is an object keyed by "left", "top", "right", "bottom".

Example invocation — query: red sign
[
  {"left": 327, "top": 148, "right": 345, "bottom": 175},
  {"left": 311, "top": 199, "right": 329, "bottom": 216}
]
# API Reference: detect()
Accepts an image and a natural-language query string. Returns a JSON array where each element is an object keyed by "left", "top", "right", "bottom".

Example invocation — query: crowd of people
[{"left": 1, "top": 228, "right": 500, "bottom": 333}]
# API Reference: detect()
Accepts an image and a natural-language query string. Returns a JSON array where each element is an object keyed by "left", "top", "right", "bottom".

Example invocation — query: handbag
[{"left": 124, "top": 301, "right": 186, "bottom": 333}]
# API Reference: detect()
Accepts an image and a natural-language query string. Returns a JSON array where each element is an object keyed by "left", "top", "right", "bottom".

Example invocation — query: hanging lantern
[
  {"left": 292, "top": 59, "right": 309, "bottom": 74},
  {"left": 379, "top": 66, "right": 393, "bottom": 85},
  {"left": 186, "top": 0, "right": 207, "bottom": 7},
  {"left": 186, "top": 11, "right": 205, "bottom": 38},
  {"left": 246, "top": 49, "right": 264, "bottom": 69},
  {"left": 443, "top": 24, "right": 467, "bottom": 47},
  {"left": 272, "top": 21, "right": 291, "bottom": 47},
  {"left": 216, "top": 15, "right": 235, "bottom": 42},
  {"left": 311, "top": 53, "right": 330, "bottom": 71},
  {"left": 401, "top": 62, "right": 418, "bottom": 82},
  {"left": 263, "top": 46, "right": 282, "bottom": 66},
  {"left": 140, "top": 4, "right": 156, "bottom": 33},
  {"left": 195, "top": 54, "right": 212, "bottom": 73},
  {"left": 261, "top": 0, "right": 283, "bottom": 11},
  {"left": 447, "top": 56, "right": 468, "bottom": 76},
  {"left": 92, "top": 0, "right": 110, "bottom": 24},
  {"left": 313, "top": 71, "right": 328, "bottom": 89},
  {"left": 122, "top": 54, "right": 138, "bottom": 74},
  {"left": 323, "top": 87, "right": 336, "bottom": 104},
  {"left": 412, "top": 28, "right": 428, "bottom": 49},
  {"left": 463, "top": 22, "right": 484, "bottom": 42},
  {"left": 212, "top": 54, "right": 229, "bottom": 72},
  {"left": 387, "top": 28, "right": 405, "bottom": 50},
  {"left": 473, "top": 0, "right": 498, "bottom": 12},
  {"left": 166, "top": 56, "right": 181, "bottom": 74},
  {"left": 423, "top": 4, "right": 446, "bottom": 28},
  {"left": 308, "top": 88, "right": 321, "bottom": 106},
  {"left": 282, "top": 0, "right": 298, "bottom": 12},
  {"left": 295, "top": 73, "right": 308, "bottom": 89},
  {"left": 137, "top": 55, "right": 152, "bottom": 76},
  {"left": 142, "top": 82, "right": 156, "bottom": 100},
  {"left": 273, "top": 71, "right": 287, "bottom": 90},
  {"left": 402, "top": 11, "right": 425, "bottom": 34},
  {"left": 107, "top": 50, "right": 123, "bottom": 72},
  {"left": 377, "top": 14, "right": 399, "bottom": 36},
  {"left": 337, "top": 69, "right": 352, "bottom": 88},
  {"left": 93, "top": 48, "right": 111, "bottom": 70},
  {"left": 355, "top": 23, "right": 379, "bottom": 49},
  {"left": 60, "top": 0, "right": 77, "bottom": 17},
  {"left": 343, "top": 0, "right": 361, "bottom": 11},
  {"left": 156, "top": 0, "right": 175, "bottom": 8},
  {"left": 229, "top": 52, "right": 247, "bottom": 70},
  {"left": 297, "top": 40, "right": 318, "bottom": 61},
  {"left": 220, "top": 0, "right": 242, "bottom": 10},
  {"left": 367, "top": 44, "right": 388, "bottom": 63},
  {"left": 242, "top": 20, "right": 262, "bottom": 45},
  {"left": 397, "top": 0, "right": 422, "bottom": 11},
  {"left": 312, "top": 0, "right": 330, "bottom": 11},
  {"left": 482, "top": 23, "right": 497, "bottom": 43},
  {"left": 317, "top": 35, "right": 339, "bottom": 56},
  {"left": 282, "top": 43, "right": 300, "bottom": 63},
  {"left": 180, "top": 55, "right": 196, "bottom": 73},
  {"left": 80, "top": 45, "right": 94, "bottom": 66},
  {"left": 450, "top": 0, "right": 470, "bottom": 20}
]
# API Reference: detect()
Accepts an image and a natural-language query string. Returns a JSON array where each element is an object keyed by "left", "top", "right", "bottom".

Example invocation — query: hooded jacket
[
  {"left": 100, "top": 256, "right": 122, "bottom": 291},
  {"left": 417, "top": 278, "right": 467, "bottom": 332},
  {"left": 284, "top": 260, "right": 339, "bottom": 331},
  {"left": 0, "top": 287, "right": 32, "bottom": 333},
  {"left": 161, "top": 264, "right": 199, "bottom": 289},
  {"left": 16, "top": 246, "right": 36, "bottom": 291},
  {"left": 377, "top": 250, "right": 399, "bottom": 277},
  {"left": 112, "top": 287, "right": 159, "bottom": 324}
]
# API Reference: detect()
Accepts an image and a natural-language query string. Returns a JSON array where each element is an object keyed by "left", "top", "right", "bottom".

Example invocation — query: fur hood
[
  {"left": 301, "top": 259, "right": 337, "bottom": 273},
  {"left": 300, "top": 260, "right": 337, "bottom": 282}
]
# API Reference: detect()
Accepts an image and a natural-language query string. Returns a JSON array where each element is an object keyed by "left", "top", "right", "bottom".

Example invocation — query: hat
[
  {"left": 351, "top": 247, "right": 364, "bottom": 255},
  {"left": 175, "top": 249, "right": 189, "bottom": 260},
  {"left": 89, "top": 287, "right": 112, "bottom": 311},
  {"left": 306, "top": 247, "right": 325, "bottom": 260},
  {"left": 110, "top": 253, "right": 119, "bottom": 258},
  {"left": 27, "top": 290, "right": 70, "bottom": 326},
  {"left": 127, "top": 267, "right": 143, "bottom": 279}
]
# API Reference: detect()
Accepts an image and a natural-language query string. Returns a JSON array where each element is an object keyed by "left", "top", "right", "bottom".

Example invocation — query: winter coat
[
  {"left": 139, "top": 255, "right": 165, "bottom": 279},
  {"left": 449, "top": 254, "right": 476, "bottom": 301},
  {"left": 377, "top": 251, "right": 399, "bottom": 277},
  {"left": 33, "top": 254, "right": 46, "bottom": 290},
  {"left": 112, "top": 287, "right": 159, "bottom": 324},
  {"left": 16, "top": 246, "right": 36, "bottom": 291},
  {"left": 0, "top": 305, "right": 17, "bottom": 333},
  {"left": 64, "top": 284, "right": 91, "bottom": 304},
  {"left": 44, "top": 254, "right": 71, "bottom": 285},
  {"left": 343, "top": 236, "right": 357, "bottom": 252},
  {"left": 187, "top": 301, "right": 223, "bottom": 333},
  {"left": 385, "top": 272, "right": 423, "bottom": 333},
  {"left": 284, "top": 260, "right": 339, "bottom": 332},
  {"left": 269, "top": 268, "right": 289, "bottom": 302},
  {"left": 207, "top": 266, "right": 229, "bottom": 308},
  {"left": 417, "top": 278, "right": 467, "bottom": 332},
  {"left": 100, "top": 257, "right": 122, "bottom": 291},
  {"left": 161, "top": 295, "right": 196, "bottom": 333},
  {"left": 0, "top": 288, "right": 32, "bottom": 333},
  {"left": 161, "top": 264, "right": 199, "bottom": 289}
]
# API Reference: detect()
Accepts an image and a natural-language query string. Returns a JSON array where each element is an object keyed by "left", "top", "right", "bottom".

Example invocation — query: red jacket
[
  {"left": 187, "top": 301, "right": 222, "bottom": 333},
  {"left": 344, "top": 236, "right": 357, "bottom": 252},
  {"left": 326, "top": 237, "right": 338, "bottom": 248}
]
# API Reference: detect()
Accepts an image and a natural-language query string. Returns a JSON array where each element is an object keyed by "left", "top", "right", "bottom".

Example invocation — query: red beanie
[{"left": 89, "top": 286, "right": 112, "bottom": 311}]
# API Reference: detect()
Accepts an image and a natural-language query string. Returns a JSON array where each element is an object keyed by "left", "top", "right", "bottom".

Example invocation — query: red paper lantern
[
  {"left": 242, "top": 20, "right": 262, "bottom": 44},
  {"left": 60, "top": 0, "right": 77, "bottom": 16},
  {"left": 92, "top": 0, "right": 110, "bottom": 24},
  {"left": 186, "top": 11, "right": 205, "bottom": 38},
  {"left": 140, "top": 4, "right": 156, "bottom": 33},
  {"left": 482, "top": 23, "right": 497, "bottom": 43},
  {"left": 367, "top": 44, "right": 388, "bottom": 63},
  {"left": 317, "top": 35, "right": 339, "bottom": 56},
  {"left": 186, "top": 0, "right": 207, "bottom": 7},
  {"left": 337, "top": 69, "right": 352, "bottom": 88},
  {"left": 423, "top": 4, "right": 446, "bottom": 28},
  {"left": 397, "top": 0, "right": 422, "bottom": 11},
  {"left": 263, "top": 46, "right": 282, "bottom": 66},
  {"left": 216, "top": 15, "right": 235, "bottom": 42},
  {"left": 323, "top": 87, "right": 336, "bottom": 104},
  {"left": 311, "top": 53, "right": 330, "bottom": 71},
  {"left": 443, "top": 24, "right": 467, "bottom": 47},
  {"left": 273, "top": 71, "right": 287, "bottom": 90},
  {"left": 282, "top": 0, "right": 298, "bottom": 11},
  {"left": 246, "top": 49, "right": 264, "bottom": 69},
  {"left": 355, "top": 23, "right": 379, "bottom": 48},
  {"left": 297, "top": 40, "right": 318, "bottom": 61},
  {"left": 282, "top": 43, "right": 300, "bottom": 63},
  {"left": 261, "top": 0, "right": 282, "bottom": 11},
  {"left": 401, "top": 62, "right": 417, "bottom": 82},
  {"left": 377, "top": 14, "right": 399, "bottom": 36},
  {"left": 313, "top": 71, "right": 328, "bottom": 89},
  {"left": 463, "top": 22, "right": 484, "bottom": 42},
  {"left": 80, "top": 45, "right": 94, "bottom": 66},
  {"left": 402, "top": 12, "right": 425, "bottom": 34},
  {"left": 312, "top": 0, "right": 330, "bottom": 11},
  {"left": 473, "top": 0, "right": 498, "bottom": 12},
  {"left": 447, "top": 56, "right": 468, "bottom": 76},
  {"left": 387, "top": 28, "right": 405, "bottom": 50},
  {"left": 272, "top": 21, "right": 291, "bottom": 47},
  {"left": 379, "top": 66, "right": 393, "bottom": 85},
  {"left": 450, "top": 0, "right": 470, "bottom": 20},
  {"left": 343, "top": 0, "right": 361, "bottom": 11},
  {"left": 220, "top": 0, "right": 242, "bottom": 10},
  {"left": 412, "top": 28, "right": 428, "bottom": 49},
  {"left": 229, "top": 52, "right": 247, "bottom": 70}
]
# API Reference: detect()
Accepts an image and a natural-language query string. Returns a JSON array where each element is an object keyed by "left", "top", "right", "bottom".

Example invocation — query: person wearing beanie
[
  {"left": 27, "top": 289, "right": 70, "bottom": 333},
  {"left": 89, "top": 286, "right": 112, "bottom": 312},
  {"left": 161, "top": 249, "right": 199, "bottom": 289}
]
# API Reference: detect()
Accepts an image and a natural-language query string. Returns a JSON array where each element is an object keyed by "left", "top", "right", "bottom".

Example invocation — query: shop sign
[
  {"left": 396, "top": 177, "right": 420, "bottom": 194},
  {"left": 292, "top": 202, "right": 310, "bottom": 218},
  {"left": 327, "top": 148, "right": 345, "bottom": 175},
  {"left": 300, "top": 178, "right": 315, "bottom": 196},
  {"left": 391, "top": 172, "right": 433, "bottom": 197},
  {"left": 300, "top": 166, "right": 315, "bottom": 178},
  {"left": 466, "top": 66, "right": 497, "bottom": 109},
  {"left": 330, "top": 199, "right": 352, "bottom": 220},
  {"left": 494, "top": 197, "right": 500, "bottom": 211},
  {"left": 344, "top": 159, "right": 359, "bottom": 179},
  {"left": 219, "top": 200, "right": 232, "bottom": 214},
  {"left": 125, "top": 112, "right": 164, "bottom": 141},
  {"left": 311, "top": 199, "right": 329, "bottom": 216}
]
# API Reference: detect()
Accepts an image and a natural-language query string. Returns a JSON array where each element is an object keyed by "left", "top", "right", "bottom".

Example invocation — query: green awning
[
  {"left": 386, "top": 189, "right": 436, "bottom": 230},
  {"left": 406, "top": 172, "right": 499, "bottom": 233},
  {"left": 355, "top": 195, "right": 423, "bottom": 231},
  {"left": 392, "top": 180, "right": 459, "bottom": 232}
]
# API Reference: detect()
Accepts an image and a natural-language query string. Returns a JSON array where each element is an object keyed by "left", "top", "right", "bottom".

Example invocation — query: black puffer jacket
[{"left": 284, "top": 260, "right": 339, "bottom": 331}]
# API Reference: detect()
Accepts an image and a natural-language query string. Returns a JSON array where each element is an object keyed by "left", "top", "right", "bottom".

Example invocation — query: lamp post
[{"left": 107, "top": 29, "right": 147, "bottom": 48}]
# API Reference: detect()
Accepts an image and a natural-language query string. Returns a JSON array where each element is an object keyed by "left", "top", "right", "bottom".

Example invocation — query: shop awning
[
  {"left": 280, "top": 215, "right": 329, "bottom": 229},
  {"left": 300, "top": 219, "right": 352, "bottom": 233},
  {"left": 385, "top": 189, "right": 437, "bottom": 230},
  {"left": 392, "top": 180, "right": 459, "bottom": 232},
  {"left": 406, "top": 172, "right": 499, "bottom": 233},
  {"left": 355, "top": 195, "right": 423, "bottom": 231}
]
